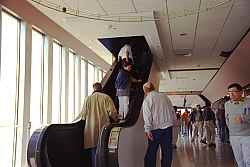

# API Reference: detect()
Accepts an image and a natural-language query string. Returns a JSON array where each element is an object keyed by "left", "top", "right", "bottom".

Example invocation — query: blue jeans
[
  {"left": 218, "top": 121, "right": 229, "bottom": 143},
  {"left": 144, "top": 127, "right": 173, "bottom": 167},
  {"left": 86, "top": 147, "right": 96, "bottom": 167}
]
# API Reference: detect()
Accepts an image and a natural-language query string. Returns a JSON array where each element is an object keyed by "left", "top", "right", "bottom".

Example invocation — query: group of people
[
  {"left": 76, "top": 80, "right": 176, "bottom": 167},
  {"left": 172, "top": 104, "right": 217, "bottom": 148},
  {"left": 189, "top": 104, "right": 217, "bottom": 147},
  {"left": 74, "top": 44, "right": 250, "bottom": 167},
  {"left": 149, "top": 83, "right": 250, "bottom": 167}
]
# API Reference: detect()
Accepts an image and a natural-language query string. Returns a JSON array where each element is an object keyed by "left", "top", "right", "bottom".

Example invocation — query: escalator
[{"left": 27, "top": 36, "right": 152, "bottom": 167}]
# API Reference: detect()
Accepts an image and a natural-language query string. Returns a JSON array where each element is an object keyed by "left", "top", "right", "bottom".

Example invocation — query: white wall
[
  {"left": 118, "top": 112, "right": 147, "bottom": 167},
  {"left": 147, "top": 62, "right": 161, "bottom": 90},
  {"left": 203, "top": 30, "right": 250, "bottom": 102},
  {"left": 118, "top": 63, "right": 162, "bottom": 167}
]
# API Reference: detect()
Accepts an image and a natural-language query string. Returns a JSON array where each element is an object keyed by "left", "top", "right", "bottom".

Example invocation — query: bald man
[{"left": 142, "top": 82, "right": 176, "bottom": 167}]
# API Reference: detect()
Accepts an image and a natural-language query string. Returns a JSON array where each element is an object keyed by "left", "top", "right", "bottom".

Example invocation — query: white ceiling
[
  {"left": 28, "top": 0, "right": 250, "bottom": 100},
  {"left": 168, "top": 95, "right": 205, "bottom": 107},
  {"left": 159, "top": 69, "right": 218, "bottom": 92}
]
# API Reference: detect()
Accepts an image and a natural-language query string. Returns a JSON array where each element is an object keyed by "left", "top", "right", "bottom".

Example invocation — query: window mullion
[
  {"left": 77, "top": 55, "right": 81, "bottom": 115},
  {"left": 40, "top": 35, "right": 45, "bottom": 125},
  {"left": 59, "top": 46, "right": 62, "bottom": 123},
  {"left": 20, "top": 22, "right": 32, "bottom": 167},
  {"left": 85, "top": 61, "right": 88, "bottom": 97},
  {"left": 46, "top": 36, "right": 53, "bottom": 124},
  {"left": 11, "top": 15, "right": 21, "bottom": 167},
  {"left": 64, "top": 48, "right": 69, "bottom": 123}
]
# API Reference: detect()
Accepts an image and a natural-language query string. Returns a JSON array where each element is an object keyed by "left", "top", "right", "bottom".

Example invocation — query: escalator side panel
[{"left": 46, "top": 120, "right": 88, "bottom": 167}]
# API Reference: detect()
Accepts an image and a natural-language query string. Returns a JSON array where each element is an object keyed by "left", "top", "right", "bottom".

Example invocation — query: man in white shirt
[{"left": 142, "top": 82, "right": 176, "bottom": 167}]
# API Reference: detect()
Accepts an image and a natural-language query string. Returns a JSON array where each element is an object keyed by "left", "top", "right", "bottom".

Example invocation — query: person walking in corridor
[
  {"left": 142, "top": 82, "right": 176, "bottom": 167},
  {"left": 225, "top": 83, "right": 250, "bottom": 167}
]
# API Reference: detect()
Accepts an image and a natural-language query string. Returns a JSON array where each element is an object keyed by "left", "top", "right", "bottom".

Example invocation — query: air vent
[{"left": 174, "top": 49, "right": 192, "bottom": 56}]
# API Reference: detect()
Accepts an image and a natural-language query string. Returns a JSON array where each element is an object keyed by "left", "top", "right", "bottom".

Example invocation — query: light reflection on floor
[{"left": 172, "top": 136, "right": 236, "bottom": 167}]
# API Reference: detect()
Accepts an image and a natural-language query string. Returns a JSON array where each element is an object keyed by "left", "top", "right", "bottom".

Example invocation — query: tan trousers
[
  {"left": 191, "top": 121, "right": 204, "bottom": 141},
  {"left": 172, "top": 126, "right": 180, "bottom": 145},
  {"left": 204, "top": 120, "right": 215, "bottom": 144}
]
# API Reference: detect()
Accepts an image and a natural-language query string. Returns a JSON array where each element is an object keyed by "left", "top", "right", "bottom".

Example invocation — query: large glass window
[
  {"left": 94, "top": 67, "right": 99, "bottom": 82},
  {"left": 98, "top": 69, "right": 103, "bottom": 82},
  {"left": 103, "top": 71, "right": 107, "bottom": 78},
  {"left": 75, "top": 56, "right": 80, "bottom": 116},
  {"left": 81, "top": 59, "right": 86, "bottom": 108},
  {"left": 88, "top": 63, "right": 95, "bottom": 95},
  {"left": 68, "top": 51, "right": 75, "bottom": 121},
  {"left": 30, "top": 29, "right": 44, "bottom": 135},
  {"left": 42, "top": 37, "right": 49, "bottom": 125},
  {"left": 0, "top": 11, "right": 20, "bottom": 167},
  {"left": 60, "top": 49, "right": 66, "bottom": 123},
  {"left": 52, "top": 42, "right": 62, "bottom": 123},
  {"left": 68, "top": 52, "right": 81, "bottom": 122}
]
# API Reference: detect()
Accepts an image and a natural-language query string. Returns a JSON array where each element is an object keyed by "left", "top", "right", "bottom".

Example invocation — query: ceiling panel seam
[
  {"left": 95, "top": 0, "right": 109, "bottom": 15},
  {"left": 60, "top": 0, "right": 71, "bottom": 9},
  {"left": 131, "top": 0, "right": 138, "bottom": 13},
  {"left": 192, "top": 0, "right": 202, "bottom": 55},
  {"left": 165, "top": 0, "right": 174, "bottom": 52},
  {"left": 210, "top": 0, "right": 236, "bottom": 57},
  {"left": 202, "top": 0, "right": 236, "bottom": 93}
]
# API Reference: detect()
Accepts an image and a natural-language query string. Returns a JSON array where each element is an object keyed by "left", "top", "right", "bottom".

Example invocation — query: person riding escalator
[{"left": 74, "top": 82, "right": 119, "bottom": 167}]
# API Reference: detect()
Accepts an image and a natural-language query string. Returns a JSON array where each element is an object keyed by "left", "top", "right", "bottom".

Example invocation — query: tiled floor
[{"left": 172, "top": 136, "right": 237, "bottom": 167}]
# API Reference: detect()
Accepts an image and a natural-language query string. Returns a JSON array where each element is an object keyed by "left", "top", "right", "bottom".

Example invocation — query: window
[
  {"left": 42, "top": 37, "right": 49, "bottom": 125},
  {"left": 81, "top": 59, "right": 86, "bottom": 107},
  {"left": 103, "top": 71, "right": 107, "bottom": 78},
  {"left": 94, "top": 67, "right": 99, "bottom": 82},
  {"left": 52, "top": 42, "right": 62, "bottom": 123},
  {"left": 75, "top": 56, "right": 80, "bottom": 116},
  {"left": 88, "top": 63, "right": 95, "bottom": 95},
  {"left": 0, "top": 7, "right": 109, "bottom": 167},
  {"left": 98, "top": 69, "right": 103, "bottom": 82},
  {"left": 30, "top": 29, "right": 44, "bottom": 135},
  {"left": 60, "top": 48, "right": 66, "bottom": 123},
  {"left": 68, "top": 51, "right": 75, "bottom": 121},
  {"left": 68, "top": 52, "right": 82, "bottom": 122},
  {"left": 0, "top": 11, "right": 20, "bottom": 167}
]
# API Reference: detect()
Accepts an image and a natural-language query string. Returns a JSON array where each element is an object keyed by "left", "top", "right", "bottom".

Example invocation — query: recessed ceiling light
[{"left": 180, "top": 33, "right": 187, "bottom": 36}]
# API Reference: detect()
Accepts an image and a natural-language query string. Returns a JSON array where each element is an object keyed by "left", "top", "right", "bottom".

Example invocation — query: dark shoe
[
  {"left": 173, "top": 144, "right": 177, "bottom": 149},
  {"left": 200, "top": 139, "right": 207, "bottom": 144},
  {"left": 208, "top": 143, "right": 216, "bottom": 147}
]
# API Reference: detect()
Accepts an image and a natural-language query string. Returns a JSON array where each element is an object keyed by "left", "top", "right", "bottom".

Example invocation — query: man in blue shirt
[{"left": 115, "top": 61, "right": 141, "bottom": 119}]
